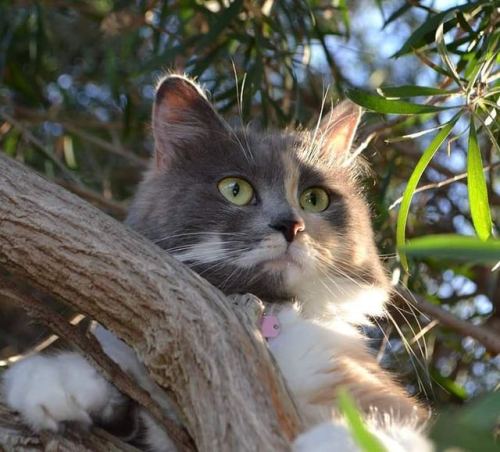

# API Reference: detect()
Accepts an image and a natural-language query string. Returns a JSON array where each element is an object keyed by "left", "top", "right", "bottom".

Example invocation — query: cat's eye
[
  {"left": 218, "top": 177, "right": 254, "bottom": 206},
  {"left": 299, "top": 187, "right": 329, "bottom": 213}
]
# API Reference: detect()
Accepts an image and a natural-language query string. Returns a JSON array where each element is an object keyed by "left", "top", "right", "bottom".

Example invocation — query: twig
[
  {"left": 389, "top": 161, "right": 500, "bottom": 209},
  {"left": 397, "top": 287, "right": 500, "bottom": 355},
  {"left": 0, "top": 313, "right": 86, "bottom": 367},
  {"left": 0, "top": 278, "right": 195, "bottom": 452},
  {"left": 0, "top": 111, "right": 81, "bottom": 185},
  {"left": 56, "top": 178, "right": 128, "bottom": 219},
  {"left": 62, "top": 123, "right": 148, "bottom": 168}
]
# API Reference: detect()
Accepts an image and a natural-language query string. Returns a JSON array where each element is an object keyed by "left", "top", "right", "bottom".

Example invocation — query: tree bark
[{"left": 0, "top": 154, "right": 303, "bottom": 451}]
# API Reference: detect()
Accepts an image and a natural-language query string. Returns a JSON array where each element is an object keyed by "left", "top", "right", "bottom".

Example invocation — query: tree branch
[
  {"left": 397, "top": 288, "right": 500, "bottom": 355},
  {"left": 0, "top": 154, "right": 303, "bottom": 450}
]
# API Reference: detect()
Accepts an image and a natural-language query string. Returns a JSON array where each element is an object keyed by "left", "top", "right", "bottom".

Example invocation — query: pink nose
[{"left": 269, "top": 219, "right": 305, "bottom": 242}]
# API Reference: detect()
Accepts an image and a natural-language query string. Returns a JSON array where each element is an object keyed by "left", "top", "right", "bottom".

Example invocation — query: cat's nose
[{"left": 269, "top": 219, "right": 305, "bottom": 243}]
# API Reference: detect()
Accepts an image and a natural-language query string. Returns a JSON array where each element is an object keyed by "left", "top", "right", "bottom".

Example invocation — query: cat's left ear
[
  {"left": 152, "top": 74, "right": 228, "bottom": 170},
  {"left": 318, "top": 100, "right": 363, "bottom": 160}
]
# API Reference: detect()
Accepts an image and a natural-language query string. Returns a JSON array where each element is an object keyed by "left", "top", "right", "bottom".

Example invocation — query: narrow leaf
[
  {"left": 392, "top": 1, "right": 489, "bottom": 58},
  {"left": 475, "top": 111, "right": 500, "bottom": 154},
  {"left": 383, "top": 3, "right": 411, "bottom": 29},
  {"left": 435, "top": 20, "right": 463, "bottom": 87},
  {"left": 337, "top": 388, "right": 387, "bottom": 452},
  {"left": 467, "top": 118, "right": 492, "bottom": 240},
  {"left": 397, "top": 114, "right": 461, "bottom": 270},
  {"left": 338, "top": 0, "right": 350, "bottom": 37},
  {"left": 414, "top": 49, "right": 455, "bottom": 78},
  {"left": 378, "top": 85, "right": 454, "bottom": 98},
  {"left": 346, "top": 89, "right": 451, "bottom": 115},
  {"left": 385, "top": 123, "right": 447, "bottom": 143},
  {"left": 392, "top": 9, "right": 452, "bottom": 58},
  {"left": 401, "top": 235, "right": 500, "bottom": 262}
]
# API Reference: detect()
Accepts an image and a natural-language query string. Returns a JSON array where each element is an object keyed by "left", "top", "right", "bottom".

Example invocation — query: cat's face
[{"left": 127, "top": 76, "right": 388, "bottom": 314}]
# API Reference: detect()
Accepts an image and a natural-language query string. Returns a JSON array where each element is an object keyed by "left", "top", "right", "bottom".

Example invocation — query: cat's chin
[{"left": 260, "top": 254, "right": 302, "bottom": 272}]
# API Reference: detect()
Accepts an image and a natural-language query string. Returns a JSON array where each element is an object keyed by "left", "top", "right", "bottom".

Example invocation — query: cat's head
[{"left": 127, "top": 75, "right": 389, "bottom": 322}]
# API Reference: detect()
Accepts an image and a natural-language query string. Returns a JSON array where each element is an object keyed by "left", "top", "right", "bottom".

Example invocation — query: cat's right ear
[{"left": 152, "top": 75, "right": 228, "bottom": 170}]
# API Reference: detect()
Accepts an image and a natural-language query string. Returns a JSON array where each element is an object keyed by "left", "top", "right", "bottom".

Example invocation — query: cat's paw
[
  {"left": 293, "top": 422, "right": 360, "bottom": 452},
  {"left": 2, "top": 352, "right": 124, "bottom": 432},
  {"left": 269, "top": 306, "right": 348, "bottom": 397}
]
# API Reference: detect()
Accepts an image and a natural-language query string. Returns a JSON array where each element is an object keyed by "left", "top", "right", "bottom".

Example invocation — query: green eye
[
  {"left": 218, "top": 177, "right": 254, "bottom": 206},
  {"left": 299, "top": 187, "right": 330, "bottom": 212}
]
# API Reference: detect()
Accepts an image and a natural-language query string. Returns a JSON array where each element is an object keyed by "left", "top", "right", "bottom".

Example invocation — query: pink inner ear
[
  {"left": 151, "top": 76, "right": 229, "bottom": 172},
  {"left": 152, "top": 78, "right": 208, "bottom": 171},
  {"left": 319, "top": 101, "right": 362, "bottom": 159},
  {"left": 326, "top": 114, "right": 359, "bottom": 153}
]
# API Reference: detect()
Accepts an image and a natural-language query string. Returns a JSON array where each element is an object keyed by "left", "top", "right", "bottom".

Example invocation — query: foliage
[
  {"left": 345, "top": 1, "right": 499, "bottom": 269},
  {"left": 337, "top": 388, "right": 387, "bottom": 452},
  {"left": 0, "top": 0, "right": 499, "bottom": 449},
  {"left": 430, "top": 391, "right": 500, "bottom": 452}
]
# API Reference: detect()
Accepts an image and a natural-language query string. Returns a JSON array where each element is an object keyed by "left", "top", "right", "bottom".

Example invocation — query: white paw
[
  {"left": 293, "top": 422, "right": 360, "bottom": 452},
  {"left": 269, "top": 306, "right": 352, "bottom": 397},
  {"left": 2, "top": 352, "right": 123, "bottom": 432}
]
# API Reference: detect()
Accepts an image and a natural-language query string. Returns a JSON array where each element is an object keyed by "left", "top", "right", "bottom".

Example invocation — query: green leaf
[
  {"left": 456, "top": 11, "right": 475, "bottom": 35},
  {"left": 385, "top": 123, "right": 447, "bottom": 143},
  {"left": 435, "top": 20, "right": 463, "bottom": 87},
  {"left": 431, "top": 370, "right": 467, "bottom": 400},
  {"left": 195, "top": 0, "right": 244, "bottom": 50},
  {"left": 414, "top": 48, "right": 456, "bottom": 78},
  {"left": 397, "top": 114, "right": 461, "bottom": 270},
  {"left": 337, "top": 388, "right": 387, "bottom": 452},
  {"left": 392, "top": 9, "right": 454, "bottom": 58},
  {"left": 431, "top": 392, "right": 500, "bottom": 452},
  {"left": 383, "top": 3, "right": 411, "bottom": 29},
  {"left": 401, "top": 234, "right": 500, "bottom": 262},
  {"left": 378, "top": 85, "right": 454, "bottom": 98},
  {"left": 338, "top": 0, "right": 350, "bottom": 37},
  {"left": 467, "top": 118, "right": 492, "bottom": 240},
  {"left": 346, "top": 89, "right": 452, "bottom": 115},
  {"left": 392, "top": 1, "right": 489, "bottom": 58}
]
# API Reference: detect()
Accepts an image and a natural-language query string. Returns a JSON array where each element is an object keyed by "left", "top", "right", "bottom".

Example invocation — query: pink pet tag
[{"left": 261, "top": 314, "right": 280, "bottom": 339}]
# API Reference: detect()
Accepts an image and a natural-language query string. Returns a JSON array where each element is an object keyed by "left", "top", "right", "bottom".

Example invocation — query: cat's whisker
[
  {"left": 383, "top": 310, "right": 431, "bottom": 398},
  {"left": 316, "top": 255, "right": 431, "bottom": 391},
  {"left": 387, "top": 287, "right": 434, "bottom": 392},
  {"left": 388, "top": 285, "right": 432, "bottom": 357},
  {"left": 165, "top": 242, "right": 247, "bottom": 254},
  {"left": 315, "top": 265, "right": 354, "bottom": 299},
  {"left": 314, "top": 255, "right": 367, "bottom": 290},
  {"left": 231, "top": 63, "right": 254, "bottom": 163},
  {"left": 219, "top": 265, "right": 248, "bottom": 291},
  {"left": 154, "top": 232, "right": 247, "bottom": 245}
]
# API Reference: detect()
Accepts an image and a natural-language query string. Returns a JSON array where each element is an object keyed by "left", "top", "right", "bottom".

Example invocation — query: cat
[{"left": 2, "top": 74, "right": 432, "bottom": 451}]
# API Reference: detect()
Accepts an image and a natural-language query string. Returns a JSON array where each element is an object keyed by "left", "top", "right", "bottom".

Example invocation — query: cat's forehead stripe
[{"left": 281, "top": 152, "right": 300, "bottom": 207}]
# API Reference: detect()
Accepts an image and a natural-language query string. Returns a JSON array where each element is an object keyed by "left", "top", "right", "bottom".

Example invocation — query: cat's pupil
[
  {"left": 310, "top": 193, "right": 317, "bottom": 205},
  {"left": 232, "top": 183, "right": 240, "bottom": 197}
]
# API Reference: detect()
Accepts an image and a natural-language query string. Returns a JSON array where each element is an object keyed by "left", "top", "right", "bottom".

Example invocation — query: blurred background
[{"left": 0, "top": 0, "right": 498, "bottom": 450}]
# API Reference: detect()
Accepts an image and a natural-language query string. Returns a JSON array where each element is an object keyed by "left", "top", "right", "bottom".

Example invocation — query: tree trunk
[{"left": 0, "top": 154, "right": 303, "bottom": 451}]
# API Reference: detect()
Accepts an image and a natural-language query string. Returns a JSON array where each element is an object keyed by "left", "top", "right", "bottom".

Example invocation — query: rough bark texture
[{"left": 0, "top": 155, "right": 303, "bottom": 451}]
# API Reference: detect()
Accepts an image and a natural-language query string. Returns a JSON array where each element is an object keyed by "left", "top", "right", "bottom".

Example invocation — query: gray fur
[{"left": 126, "top": 75, "right": 388, "bottom": 303}]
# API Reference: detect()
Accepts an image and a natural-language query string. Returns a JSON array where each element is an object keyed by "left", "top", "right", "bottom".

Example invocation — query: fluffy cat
[{"left": 2, "top": 75, "right": 432, "bottom": 451}]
